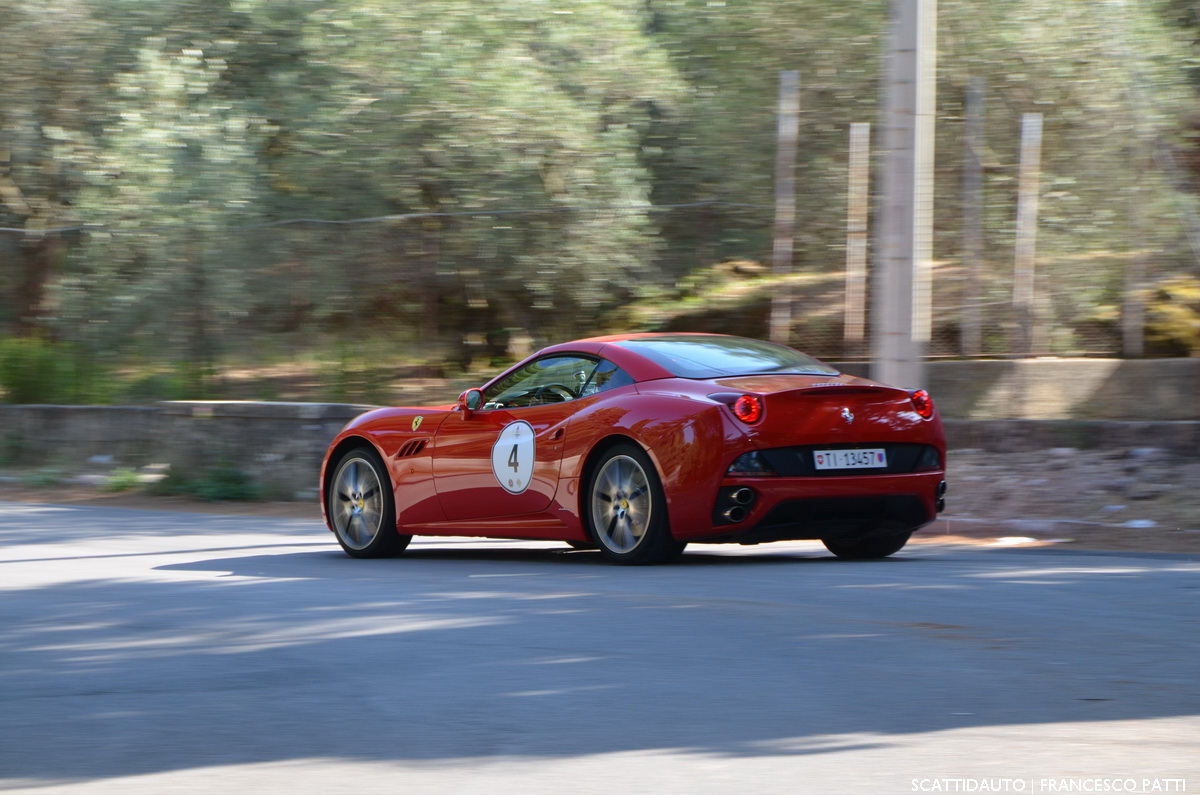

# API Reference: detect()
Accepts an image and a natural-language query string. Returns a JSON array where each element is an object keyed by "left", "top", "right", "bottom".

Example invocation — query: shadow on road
[{"left": 1, "top": 503, "right": 1197, "bottom": 785}]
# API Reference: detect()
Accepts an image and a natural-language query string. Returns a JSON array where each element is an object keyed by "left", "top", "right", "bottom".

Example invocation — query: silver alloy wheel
[
  {"left": 330, "top": 455, "right": 386, "bottom": 551},
  {"left": 590, "top": 454, "right": 653, "bottom": 553}
]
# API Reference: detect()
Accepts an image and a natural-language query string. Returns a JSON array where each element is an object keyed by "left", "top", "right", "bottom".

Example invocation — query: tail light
[
  {"left": 909, "top": 389, "right": 934, "bottom": 419},
  {"left": 709, "top": 392, "right": 764, "bottom": 424},
  {"left": 732, "top": 395, "right": 762, "bottom": 424}
]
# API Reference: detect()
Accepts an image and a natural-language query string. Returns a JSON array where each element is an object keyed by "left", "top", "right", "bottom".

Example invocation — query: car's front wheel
[
  {"left": 821, "top": 532, "right": 912, "bottom": 560},
  {"left": 328, "top": 447, "right": 411, "bottom": 558},
  {"left": 586, "top": 444, "right": 685, "bottom": 565}
]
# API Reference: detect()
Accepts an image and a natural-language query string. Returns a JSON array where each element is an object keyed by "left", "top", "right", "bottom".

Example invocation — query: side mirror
[{"left": 457, "top": 388, "right": 484, "bottom": 417}]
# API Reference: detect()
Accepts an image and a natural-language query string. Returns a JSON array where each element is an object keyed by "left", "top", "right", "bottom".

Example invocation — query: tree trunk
[{"left": 13, "top": 235, "right": 62, "bottom": 337}]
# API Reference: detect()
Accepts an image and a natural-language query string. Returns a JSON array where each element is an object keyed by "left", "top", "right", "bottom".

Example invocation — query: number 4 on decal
[{"left": 492, "top": 420, "right": 535, "bottom": 496}]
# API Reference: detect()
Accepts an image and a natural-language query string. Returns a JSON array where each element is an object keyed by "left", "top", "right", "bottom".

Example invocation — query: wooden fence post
[
  {"left": 769, "top": 70, "right": 800, "bottom": 345},
  {"left": 844, "top": 122, "right": 871, "bottom": 357}
]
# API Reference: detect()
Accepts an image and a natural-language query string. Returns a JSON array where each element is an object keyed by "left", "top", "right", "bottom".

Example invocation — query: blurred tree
[
  {"left": 934, "top": 0, "right": 1199, "bottom": 354},
  {"left": 0, "top": 0, "right": 114, "bottom": 335},
  {"left": 66, "top": 37, "right": 266, "bottom": 391},
  {"left": 646, "top": 0, "right": 886, "bottom": 279},
  {"left": 46, "top": 0, "right": 689, "bottom": 365},
  {"left": 263, "top": 0, "right": 688, "bottom": 349},
  {"left": 3, "top": 0, "right": 1200, "bottom": 400}
]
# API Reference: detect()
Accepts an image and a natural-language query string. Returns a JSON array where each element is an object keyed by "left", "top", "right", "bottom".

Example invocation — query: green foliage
[
  {"left": 2, "top": 0, "right": 1200, "bottom": 370},
  {"left": 0, "top": 337, "right": 112, "bottom": 404},
  {"left": 319, "top": 346, "right": 396, "bottom": 405},
  {"left": 1145, "top": 276, "right": 1200, "bottom": 356},
  {"left": 191, "top": 462, "right": 263, "bottom": 502},
  {"left": 146, "top": 465, "right": 191, "bottom": 497},
  {"left": 21, "top": 467, "right": 62, "bottom": 488},
  {"left": 116, "top": 370, "right": 189, "bottom": 404},
  {"left": 149, "top": 461, "right": 263, "bottom": 501},
  {"left": 0, "top": 338, "right": 68, "bottom": 404},
  {"left": 101, "top": 468, "right": 142, "bottom": 493}
]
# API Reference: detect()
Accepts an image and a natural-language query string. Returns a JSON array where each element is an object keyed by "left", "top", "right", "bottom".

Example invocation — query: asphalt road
[{"left": 1, "top": 502, "right": 1197, "bottom": 794}]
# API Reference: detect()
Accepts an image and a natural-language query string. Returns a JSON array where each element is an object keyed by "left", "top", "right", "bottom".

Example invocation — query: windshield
[{"left": 612, "top": 335, "right": 838, "bottom": 379}]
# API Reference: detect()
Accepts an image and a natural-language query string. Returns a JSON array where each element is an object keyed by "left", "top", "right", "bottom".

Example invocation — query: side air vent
[{"left": 397, "top": 439, "right": 428, "bottom": 458}]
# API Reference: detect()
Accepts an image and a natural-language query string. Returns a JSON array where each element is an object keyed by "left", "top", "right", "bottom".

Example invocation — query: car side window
[
  {"left": 581, "top": 358, "right": 634, "bottom": 397},
  {"left": 483, "top": 356, "right": 600, "bottom": 408}
]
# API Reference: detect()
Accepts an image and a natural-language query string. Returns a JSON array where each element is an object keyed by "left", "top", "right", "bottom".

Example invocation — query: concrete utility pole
[
  {"left": 1012, "top": 112, "right": 1043, "bottom": 356},
  {"left": 872, "top": 0, "right": 937, "bottom": 389},
  {"left": 769, "top": 70, "right": 800, "bottom": 345}
]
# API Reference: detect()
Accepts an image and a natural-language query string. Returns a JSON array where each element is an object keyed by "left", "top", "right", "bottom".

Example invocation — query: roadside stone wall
[
  {"left": 928, "top": 358, "right": 1200, "bottom": 421},
  {"left": 942, "top": 420, "right": 1200, "bottom": 456},
  {"left": 3, "top": 403, "right": 1199, "bottom": 502},
  {"left": 2, "top": 356, "right": 1198, "bottom": 500},
  {"left": 0, "top": 405, "right": 161, "bottom": 465},
  {"left": 835, "top": 357, "right": 1200, "bottom": 420},
  {"left": 0, "top": 401, "right": 372, "bottom": 500},
  {"left": 156, "top": 402, "right": 377, "bottom": 499}
]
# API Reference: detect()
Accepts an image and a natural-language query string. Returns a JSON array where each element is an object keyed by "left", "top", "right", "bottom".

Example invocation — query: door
[{"left": 432, "top": 355, "right": 601, "bottom": 521}]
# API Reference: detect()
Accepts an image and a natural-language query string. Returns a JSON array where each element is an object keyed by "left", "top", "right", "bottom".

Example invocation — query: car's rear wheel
[
  {"left": 586, "top": 444, "right": 685, "bottom": 565},
  {"left": 821, "top": 532, "right": 912, "bottom": 560},
  {"left": 328, "top": 447, "right": 410, "bottom": 558}
]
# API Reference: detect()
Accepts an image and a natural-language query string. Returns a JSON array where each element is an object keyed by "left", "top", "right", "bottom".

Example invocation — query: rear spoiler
[{"left": 737, "top": 383, "right": 909, "bottom": 397}]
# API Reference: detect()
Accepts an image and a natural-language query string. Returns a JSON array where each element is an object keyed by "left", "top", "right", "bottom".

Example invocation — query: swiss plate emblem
[{"left": 411, "top": 415, "right": 424, "bottom": 432}]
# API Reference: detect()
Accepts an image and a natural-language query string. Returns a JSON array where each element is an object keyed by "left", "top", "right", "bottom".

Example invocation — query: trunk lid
[{"left": 712, "top": 374, "right": 934, "bottom": 445}]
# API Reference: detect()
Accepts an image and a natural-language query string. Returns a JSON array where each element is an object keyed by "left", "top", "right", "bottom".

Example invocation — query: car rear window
[{"left": 611, "top": 335, "right": 839, "bottom": 379}]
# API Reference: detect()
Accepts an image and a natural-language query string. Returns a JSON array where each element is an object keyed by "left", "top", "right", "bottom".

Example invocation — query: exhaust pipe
[
  {"left": 714, "top": 487, "right": 757, "bottom": 525},
  {"left": 731, "top": 488, "right": 755, "bottom": 505}
]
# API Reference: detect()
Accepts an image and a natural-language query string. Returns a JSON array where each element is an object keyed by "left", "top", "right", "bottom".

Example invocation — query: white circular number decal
[{"left": 492, "top": 420, "right": 535, "bottom": 494}]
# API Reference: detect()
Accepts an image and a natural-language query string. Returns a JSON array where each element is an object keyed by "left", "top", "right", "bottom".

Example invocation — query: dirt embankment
[{"left": 925, "top": 448, "right": 1200, "bottom": 554}]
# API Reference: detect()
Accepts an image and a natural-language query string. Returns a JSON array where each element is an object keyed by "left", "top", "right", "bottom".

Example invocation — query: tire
[
  {"left": 585, "top": 443, "right": 685, "bottom": 565},
  {"left": 327, "top": 447, "right": 411, "bottom": 558},
  {"left": 821, "top": 532, "right": 912, "bottom": 560}
]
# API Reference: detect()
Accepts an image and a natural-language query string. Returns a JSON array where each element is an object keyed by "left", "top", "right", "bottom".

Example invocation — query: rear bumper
[{"left": 684, "top": 471, "right": 945, "bottom": 544}]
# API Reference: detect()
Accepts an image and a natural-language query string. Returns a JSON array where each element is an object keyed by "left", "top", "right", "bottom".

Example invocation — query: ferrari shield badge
[{"left": 411, "top": 415, "right": 424, "bottom": 432}]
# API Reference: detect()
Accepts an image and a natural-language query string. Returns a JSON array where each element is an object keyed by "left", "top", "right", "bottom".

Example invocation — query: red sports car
[{"left": 320, "top": 333, "right": 946, "bottom": 564}]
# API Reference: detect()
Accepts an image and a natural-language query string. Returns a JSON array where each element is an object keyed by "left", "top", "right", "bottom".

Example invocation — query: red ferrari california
[{"left": 320, "top": 333, "right": 946, "bottom": 564}]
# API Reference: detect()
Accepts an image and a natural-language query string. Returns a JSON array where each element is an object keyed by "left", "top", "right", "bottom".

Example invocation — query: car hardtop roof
[
  {"left": 535, "top": 331, "right": 740, "bottom": 358},
  {"left": 571, "top": 331, "right": 733, "bottom": 344},
  {"left": 529, "top": 334, "right": 684, "bottom": 381},
  {"left": 530, "top": 332, "right": 824, "bottom": 384}
]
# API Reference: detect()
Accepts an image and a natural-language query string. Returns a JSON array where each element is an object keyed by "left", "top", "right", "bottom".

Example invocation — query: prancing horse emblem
[
  {"left": 840, "top": 408, "right": 854, "bottom": 424},
  {"left": 411, "top": 415, "right": 424, "bottom": 432}
]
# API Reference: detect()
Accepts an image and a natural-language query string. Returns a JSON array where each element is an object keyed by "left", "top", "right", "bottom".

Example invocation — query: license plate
[{"left": 813, "top": 448, "right": 887, "bottom": 470}]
